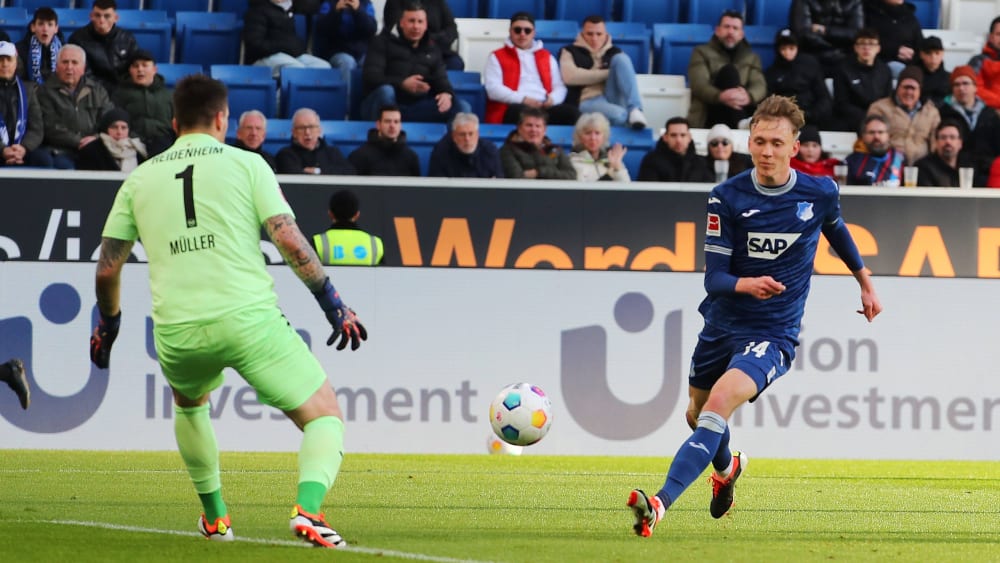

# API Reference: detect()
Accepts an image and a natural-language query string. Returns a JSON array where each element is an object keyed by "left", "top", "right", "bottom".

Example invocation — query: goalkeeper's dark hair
[{"left": 173, "top": 75, "right": 228, "bottom": 131}]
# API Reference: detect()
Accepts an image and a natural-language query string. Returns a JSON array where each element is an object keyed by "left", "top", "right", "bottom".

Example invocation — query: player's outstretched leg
[
  {"left": 0, "top": 358, "right": 30, "bottom": 410},
  {"left": 709, "top": 451, "right": 746, "bottom": 518},
  {"left": 289, "top": 504, "right": 346, "bottom": 548},
  {"left": 626, "top": 489, "right": 665, "bottom": 537},
  {"left": 198, "top": 514, "right": 235, "bottom": 541}
]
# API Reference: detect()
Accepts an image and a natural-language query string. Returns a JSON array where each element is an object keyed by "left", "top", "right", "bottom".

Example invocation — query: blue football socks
[{"left": 656, "top": 411, "right": 727, "bottom": 506}]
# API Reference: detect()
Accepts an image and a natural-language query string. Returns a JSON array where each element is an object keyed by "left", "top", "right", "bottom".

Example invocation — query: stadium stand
[
  {"left": 175, "top": 11, "right": 242, "bottom": 66},
  {"left": 747, "top": 0, "right": 793, "bottom": 26},
  {"left": 210, "top": 64, "right": 278, "bottom": 118},
  {"left": 486, "top": 0, "right": 546, "bottom": 21},
  {"left": 455, "top": 17, "right": 509, "bottom": 74},
  {"left": 930, "top": 28, "right": 987, "bottom": 69},
  {"left": 448, "top": 0, "right": 480, "bottom": 18},
  {"left": 605, "top": 21, "right": 652, "bottom": 75},
  {"left": 448, "top": 70, "right": 487, "bottom": 120},
  {"left": 9, "top": 0, "right": 72, "bottom": 10},
  {"left": 743, "top": 24, "right": 780, "bottom": 70},
  {"left": 215, "top": 0, "right": 250, "bottom": 14},
  {"left": 653, "top": 23, "right": 712, "bottom": 76},
  {"left": 280, "top": 67, "right": 348, "bottom": 121},
  {"left": 156, "top": 63, "right": 205, "bottom": 88},
  {"left": 621, "top": 0, "right": 681, "bottom": 24},
  {"left": 945, "top": 0, "right": 999, "bottom": 32},
  {"left": 553, "top": 0, "right": 614, "bottom": 21},
  {"left": 911, "top": 0, "right": 942, "bottom": 28},
  {"left": 225, "top": 117, "right": 292, "bottom": 156},
  {"left": 635, "top": 73, "right": 689, "bottom": 131},
  {"left": 322, "top": 119, "right": 375, "bottom": 157},
  {"left": 534, "top": 19, "right": 577, "bottom": 55},
  {"left": 117, "top": 10, "right": 172, "bottom": 63},
  {"left": 686, "top": 0, "right": 744, "bottom": 25},
  {"left": 146, "top": 0, "right": 211, "bottom": 21},
  {"left": 402, "top": 122, "right": 449, "bottom": 175},
  {"left": 52, "top": 8, "right": 91, "bottom": 37},
  {"left": 0, "top": 8, "right": 28, "bottom": 43}
]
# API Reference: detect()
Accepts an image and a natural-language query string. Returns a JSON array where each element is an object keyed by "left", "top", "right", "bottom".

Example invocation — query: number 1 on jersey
[{"left": 176, "top": 164, "right": 197, "bottom": 228}]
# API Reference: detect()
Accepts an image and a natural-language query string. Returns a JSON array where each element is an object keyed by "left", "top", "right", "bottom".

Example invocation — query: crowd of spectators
[{"left": 5, "top": 0, "right": 1000, "bottom": 187}]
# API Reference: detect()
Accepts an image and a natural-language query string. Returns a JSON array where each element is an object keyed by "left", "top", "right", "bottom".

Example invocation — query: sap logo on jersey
[{"left": 747, "top": 232, "right": 800, "bottom": 260}]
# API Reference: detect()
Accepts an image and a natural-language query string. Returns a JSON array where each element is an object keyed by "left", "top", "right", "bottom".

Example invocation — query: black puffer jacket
[
  {"left": 362, "top": 24, "right": 453, "bottom": 102},
  {"left": 790, "top": 0, "right": 863, "bottom": 69},
  {"left": 276, "top": 138, "right": 356, "bottom": 175},
  {"left": 831, "top": 56, "right": 893, "bottom": 131},
  {"left": 348, "top": 128, "right": 421, "bottom": 176},
  {"left": 243, "top": 1, "right": 307, "bottom": 63},
  {"left": 765, "top": 52, "right": 833, "bottom": 128},
  {"left": 637, "top": 139, "right": 715, "bottom": 183},
  {"left": 68, "top": 24, "right": 138, "bottom": 93},
  {"left": 863, "top": 0, "right": 923, "bottom": 66},
  {"left": 382, "top": 0, "right": 459, "bottom": 57}
]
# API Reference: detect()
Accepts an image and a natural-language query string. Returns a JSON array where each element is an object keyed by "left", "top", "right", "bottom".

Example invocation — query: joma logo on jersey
[{"left": 747, "top": 232, "right": 801, "bottom": 259}]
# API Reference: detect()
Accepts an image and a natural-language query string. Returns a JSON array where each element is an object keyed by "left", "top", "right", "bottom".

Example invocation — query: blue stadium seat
[
  {"left": 156, "top": 63, "right": 205, "bottom": 88},
  {"left": 259, "top": 118, "right": 293, "bottom": 155},
  {"left": 280, "top": 67, "right": 348, "bottom": 120},
  {"left": 477, "top": 123, "right": 513, "bottom": 146},
  {"left": 605, "top": 22, "right": 652, "bottom": 75},
  {"left": 146, "top": 0, "right": 211, "bottom": 20},
  {"left": 534, "top": 19, "right": 578, "bottom": 56},
  {"left": 686, "top": 0, "right": 744, "bottom": 25},
  {"left": 116, "top": 0, "right": 142, "bottom": 8},
  {"left": 323, "top": 119, "right": 374, "bottom": 157},
  {"left": 652, "top": 23, "right": 712, "bottom": 76},
  {"left": 0, "top": 8, "right": 28, "bottom": 43},
  {"left": 553, "top": 0, "right": 613, "bottom": 21},
  {"left": 910, "top": 0, "right": 940, "bottom": 29},
  {"left": 448, "top": 0, "right": 480, "bottom": 18},
  {"left": 403, "top": 122, "right": 448, "bottom": 176},
  {"left": 117, "top": 10, "right": 172, "bottom": 63},
  {"left": 214, "top": 0, "right": 249, "bottom": 14},
  {"left": 210, "top": 64, "right": 278, "bottom": 118},
  {"left": 486, "top": 0, "right": 546, "bottom": 20},
  {"left": 744, "top": 25, "right": 779, "bottom": 71},
  {"left": 611, "top": 126, "right": 655, "bottom": 180},
  {"left": 53, "top": 9, "right": 91, "bottom": 38},
  {"left": 621, "top": 0, "right": 680, "bottom": 24},
  {"left": 747, "top": 0, "right": 791, "bottom": 26},
  {"left": 545, "top": 124, "right": 575, "bottom": 148},
  {"left": 176, "top": 12, "right": 242, "bottom": 66},
  {"left": 9, "top": 0, "right": 71, "bottom": 11},
  {"left": 448, "top": 70, "right": 486, "bottom": 119}
]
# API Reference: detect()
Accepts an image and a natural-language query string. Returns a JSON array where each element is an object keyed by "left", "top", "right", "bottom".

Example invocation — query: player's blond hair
[{"left": 749, "top": 95, "right": 806, "bottom": 139}]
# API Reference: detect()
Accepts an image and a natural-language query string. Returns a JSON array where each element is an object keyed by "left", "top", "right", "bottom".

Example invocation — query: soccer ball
[
  {"left": 489, "top": 383, "right": 552, "bottom": 446},
  {"left": 486, "top": 433, "right": 523, "bottom": 455}
]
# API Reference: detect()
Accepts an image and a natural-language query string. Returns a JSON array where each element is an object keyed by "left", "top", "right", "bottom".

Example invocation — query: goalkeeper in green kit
[{"left": 90, "top": 74, "right": 366, "bottom": 548}]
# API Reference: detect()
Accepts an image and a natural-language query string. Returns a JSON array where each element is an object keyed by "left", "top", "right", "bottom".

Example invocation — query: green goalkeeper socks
[
  {"left": 296, "top": 416, "right": 345, "bottom": 514},
  {"left": 174, "top": 404, "right": 227, "bottom": 521}
]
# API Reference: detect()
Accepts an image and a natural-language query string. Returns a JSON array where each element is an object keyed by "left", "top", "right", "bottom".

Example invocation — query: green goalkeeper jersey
[{"left": 102, "top": 133, "right": 293, "bottom": 325}]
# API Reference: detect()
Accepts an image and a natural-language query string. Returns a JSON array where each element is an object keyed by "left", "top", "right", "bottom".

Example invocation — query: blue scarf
[
  {"left": 29, "top": 35, "right": 62, "bottom": 85},
  {"left": 0, "top": 77, "right": 28, "bottom": 146}
]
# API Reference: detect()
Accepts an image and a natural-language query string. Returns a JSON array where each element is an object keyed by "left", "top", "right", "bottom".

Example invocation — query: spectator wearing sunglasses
[
  {"left": 484, "top": 12, "right": 580, "bottom": 125},
  {"left": 704, "top": 123, "right": 753, "bottom": 179}
]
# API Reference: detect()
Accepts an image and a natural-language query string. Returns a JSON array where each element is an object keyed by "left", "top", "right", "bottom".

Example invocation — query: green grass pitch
[{"left": 0, "top": 451, "right": 997, "bottom": 562}]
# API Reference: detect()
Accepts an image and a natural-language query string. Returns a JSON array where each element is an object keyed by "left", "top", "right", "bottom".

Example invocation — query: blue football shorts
[{"left": 688, "top": 325, "right": 796, "bottom": 401}]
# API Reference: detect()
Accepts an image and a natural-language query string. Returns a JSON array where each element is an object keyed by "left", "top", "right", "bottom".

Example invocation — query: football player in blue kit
[{"left": 627, "top": 95, "right": 883, "bottom": 536}]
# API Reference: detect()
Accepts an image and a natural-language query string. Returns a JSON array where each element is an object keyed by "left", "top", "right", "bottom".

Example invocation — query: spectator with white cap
[{"left": 704, "top": 123, "right": 752, "bottom": 180}]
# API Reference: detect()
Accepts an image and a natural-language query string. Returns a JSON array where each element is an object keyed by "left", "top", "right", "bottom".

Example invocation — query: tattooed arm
[
  {"left": 95, "top": 237, "right": 135, "bottom": 317},
  {"left": 264, "top": 213, "right": 327, "bottom": 293}
]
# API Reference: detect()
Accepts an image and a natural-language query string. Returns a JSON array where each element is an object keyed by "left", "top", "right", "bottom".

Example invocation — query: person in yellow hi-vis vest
[{"left": 312, "top": 189, "right": 384, "bottom": 266}]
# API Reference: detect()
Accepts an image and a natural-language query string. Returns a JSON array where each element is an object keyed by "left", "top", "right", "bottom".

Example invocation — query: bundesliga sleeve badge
[{"left": 707, "top": 213, "right": 721, "bottom": 237}]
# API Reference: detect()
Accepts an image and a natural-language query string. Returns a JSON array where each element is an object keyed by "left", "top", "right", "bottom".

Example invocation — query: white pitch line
[{"left": 45, "top": 520, "right": 494, "bottom": 563}]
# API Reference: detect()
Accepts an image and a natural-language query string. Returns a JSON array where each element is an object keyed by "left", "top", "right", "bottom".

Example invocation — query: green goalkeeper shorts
[{"left": 154, "top": 306, "right": 327, "bottom": 412}]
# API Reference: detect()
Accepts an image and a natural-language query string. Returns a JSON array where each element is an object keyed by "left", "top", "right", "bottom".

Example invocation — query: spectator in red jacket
[
  {"left": 790, "top": 124, "right": 841, "bottom": 177},
  {"left": 969, "top": 15, "right": 1000, "bottom": 110}
]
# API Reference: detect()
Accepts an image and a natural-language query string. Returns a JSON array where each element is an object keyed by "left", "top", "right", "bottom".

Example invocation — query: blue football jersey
[{"left": 700, "top": 168, "right": 844, "bottom": 342}]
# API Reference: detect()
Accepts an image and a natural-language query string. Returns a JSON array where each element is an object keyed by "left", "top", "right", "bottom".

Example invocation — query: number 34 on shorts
[{"left": 732, "top": 339, "right": 793, "bottom": 389}]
